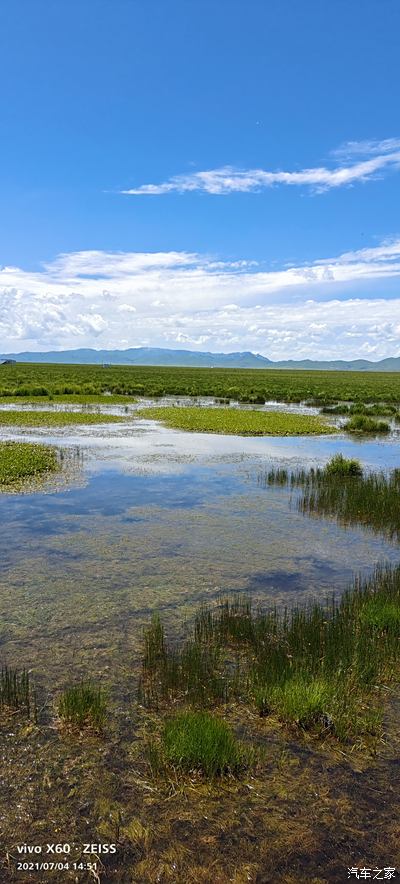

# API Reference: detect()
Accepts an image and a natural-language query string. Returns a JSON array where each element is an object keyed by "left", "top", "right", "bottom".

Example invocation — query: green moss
[{"left": 139, "top": 406, "right": 336, "bottom": 436}]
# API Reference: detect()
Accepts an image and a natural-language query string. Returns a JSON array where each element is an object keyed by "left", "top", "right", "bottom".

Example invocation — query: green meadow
[{"left": 0, "top": 361, "right": 399, "bottom": 405}]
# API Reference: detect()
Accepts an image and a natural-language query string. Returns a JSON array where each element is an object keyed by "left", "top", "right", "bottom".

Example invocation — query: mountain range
[{"left": 1, "top": 347, "right": 400, "bottom": 371}]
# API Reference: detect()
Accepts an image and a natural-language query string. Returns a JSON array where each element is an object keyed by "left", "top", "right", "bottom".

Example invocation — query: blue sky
[{"left": 1, "top": 0, "right": 399, "bottom": 359}]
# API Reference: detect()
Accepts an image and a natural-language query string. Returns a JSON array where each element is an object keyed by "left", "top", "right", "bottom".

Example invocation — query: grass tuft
[
  {"left": 324, "top": 453, "right": 363, "bottom": 478},
  {"left": 162, "top": 711, "right": 249, "bottom": 776},
  {"left": 58, "top": 681, "right": 107, "bottom": 730}
]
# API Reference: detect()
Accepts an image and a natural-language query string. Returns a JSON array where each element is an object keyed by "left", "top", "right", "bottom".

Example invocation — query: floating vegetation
[
  {"left": 0, "top": 410, "right": 128, "bottom": 427},
  {"left": 140, "top": 563, "right": 400, "bottom": 743},
  {"left": 344, "top": 415, "right": 390, "bottom": 434},
  {"left": 139, "top": 406, "right": 336, "bottom": 436},
  {"left": 0, "top": 666, "right": 36, "bottom": 718},
  {"left": 58, "top": 681, "right": 107, "bottom": 731},
  {"left": 263, "top": 457, "right": 400, "bottom": 541},
  {"left": 158, "top": 711, "right": 251, "bottom": 777},
  {"left": 0, "top": 441, "right": 58, "bottom": 486}
]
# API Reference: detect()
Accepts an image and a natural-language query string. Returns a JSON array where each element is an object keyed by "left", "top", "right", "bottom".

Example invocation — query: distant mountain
[{"left": 1, "top": 347, "right": 400, "bottom": 371}]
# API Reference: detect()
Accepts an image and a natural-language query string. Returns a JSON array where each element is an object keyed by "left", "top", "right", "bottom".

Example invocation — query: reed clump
[{"left": 58, "top": 681, "right": 107, "bottom": 731}]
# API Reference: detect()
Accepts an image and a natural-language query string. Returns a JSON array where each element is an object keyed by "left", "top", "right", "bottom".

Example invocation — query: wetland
[{"left": 0, "top": 371, "right": 400, "bottom": 882}]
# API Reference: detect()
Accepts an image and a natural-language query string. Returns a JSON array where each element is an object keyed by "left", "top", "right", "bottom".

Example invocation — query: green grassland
[
  {"left": 139, "top": 406, "right": 335, "bottom": 435},
  {"left": 0, "top": 441, "right": 58, "bottom": 486},
  {"left": 0, "top": 362, "right": 399, "bottom": 404},
  {"left": 0, "top": 410, "right": 128, "bottom": 427}
]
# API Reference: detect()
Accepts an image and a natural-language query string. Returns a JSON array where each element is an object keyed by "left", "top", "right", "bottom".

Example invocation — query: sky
[{"left": 0, "top": 0, "right": 399, "bottom": 360}]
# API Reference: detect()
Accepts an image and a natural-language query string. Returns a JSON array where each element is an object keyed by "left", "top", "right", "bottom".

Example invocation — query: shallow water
[{"left": 0, "top": 408, "right": 399, "bottom": 692}]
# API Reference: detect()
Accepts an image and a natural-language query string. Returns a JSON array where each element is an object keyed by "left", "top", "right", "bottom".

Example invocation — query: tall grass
[
  {"left": 139, "top": 563, "right": 400, "bottom": 742},
  {"left": 263, "top": 457, "right": 400, "bottom": 541},
  {"left": 138, "top": 614, "right": 227, "bottom": 708}
]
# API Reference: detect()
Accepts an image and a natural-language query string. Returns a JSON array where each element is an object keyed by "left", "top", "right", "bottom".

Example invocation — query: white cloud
[
  {"left": 1, "top": 240, "right": 400, "bottom": 360},
  {"left": 121, "top": 139, "right": 400, "bottom": 196}
]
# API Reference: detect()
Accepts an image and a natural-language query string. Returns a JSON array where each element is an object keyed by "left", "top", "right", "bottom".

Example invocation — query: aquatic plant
[
  {"left": 138, "top": 406, "right": 336, "bottom": 436},
  {"left": 0, "top": 666, "right": 35, "bottom": 717},
  {"left": 58, "top": 681, "right": 107, "bottom": 730},
  {"left": 263, "top": 458, "right": 400, "bottom": 541},
  {"left": 0, "top": 441, "right": 58, "bottom": 486}
]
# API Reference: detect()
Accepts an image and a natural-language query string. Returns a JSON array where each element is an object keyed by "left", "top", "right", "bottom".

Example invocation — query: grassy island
[
  {"left": 0, "top": 409, "right": 128, "bottom": 427},
  {"left": 139, "top": 406, "right": 336, "bottom": 436}
]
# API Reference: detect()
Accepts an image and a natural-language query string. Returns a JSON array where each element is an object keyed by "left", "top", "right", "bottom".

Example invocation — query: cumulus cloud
[
  {"left": 121, "top": 139, "right": 400, "bottom": 196},
  {"left": 1, "top": 240, "right": 400, "bottom": 360}
]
